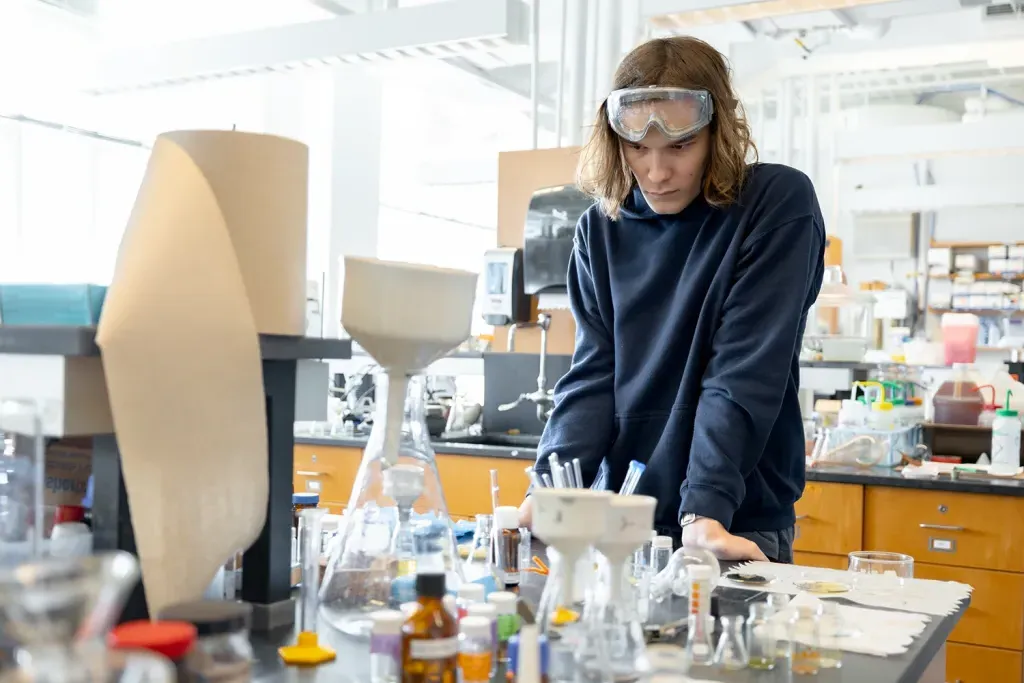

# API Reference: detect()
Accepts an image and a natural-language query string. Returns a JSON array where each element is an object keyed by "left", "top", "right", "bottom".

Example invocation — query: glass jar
[
  {"left": 157, "top": 600, "right": 254, "bottom": 682},
  {"left": 109, "top": 620, "right": 197, "bottom": 683}
]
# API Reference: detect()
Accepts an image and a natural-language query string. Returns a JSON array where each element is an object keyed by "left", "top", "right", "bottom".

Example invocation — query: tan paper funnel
[{"left": 96, "top": 130, "right": 308, "bottom": 614}]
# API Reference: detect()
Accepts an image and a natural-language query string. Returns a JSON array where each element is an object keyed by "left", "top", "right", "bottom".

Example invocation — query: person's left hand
[{"left": 681, "top": 518, "right": 768, "bottom": 562}]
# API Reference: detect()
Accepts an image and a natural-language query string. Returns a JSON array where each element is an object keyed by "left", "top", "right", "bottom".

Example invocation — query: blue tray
[{"left": 0, "top": 284, "right": 107, "bottom": 326}]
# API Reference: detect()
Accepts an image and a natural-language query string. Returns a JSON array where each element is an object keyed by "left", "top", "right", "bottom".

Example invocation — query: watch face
[{"left": 680, "top": 513, "right": 696, "bottom": 526}]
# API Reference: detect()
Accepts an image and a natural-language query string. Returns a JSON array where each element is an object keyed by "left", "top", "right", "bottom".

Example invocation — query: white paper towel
[{"left": 97, "top": 130, "right": 309, "bottom": 614}]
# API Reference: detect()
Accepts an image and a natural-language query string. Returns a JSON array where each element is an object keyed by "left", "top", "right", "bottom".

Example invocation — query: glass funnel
[
  {"left": 320, "top": 375, "right": 463, "bottom": 638},
  {"left": 0, "top": 551, "right": 140, "bottom": 682}
]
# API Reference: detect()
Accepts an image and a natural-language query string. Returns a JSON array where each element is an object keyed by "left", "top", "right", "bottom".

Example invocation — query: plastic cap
[
  {"left": 466, "top": 602, "right": 496, "bottom": 619},
  {"left": 109, "top": 620, "right": 196, "bottom": 661},
  {"left": 458, "top": 583, "right": 485, "bottom": 603},
  {"left": 415, "top": 573, "right": 447, "bottom": 599},
  {"left": 873, "top": 402, "right": 894, "bottom": 412},
  {"left": 460, "top": 615, "right": 491, "bottom": 639},
  {"left": 292, "top": 493, "right": 319, "bottom": 505},
  {"left": 487, "top": 591, "right": 518, "bottom": 614},
  {"left": 997, "top": 408, "right": 1020, "bottom": 418},
  {"left": 494, "top": 506, "right": 520, "bottom": 530},
  {"left": 652, "top": 535, "right": 674, "bottom": 549},
  {"left": 687, "top": 564, "right": 712, "bottom": 581},
  {"left": 370, "top": 610, "right": 405, "bottom": 635}
]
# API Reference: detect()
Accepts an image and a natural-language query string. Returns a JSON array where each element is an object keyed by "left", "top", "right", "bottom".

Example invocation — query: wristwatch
[{"left": 680, "top": 512, "right": 703, "bottom": 528}]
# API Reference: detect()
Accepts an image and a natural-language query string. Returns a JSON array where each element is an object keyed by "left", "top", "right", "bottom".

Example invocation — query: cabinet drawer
[
  {"left": 914, "top": 563, "right": 1024, "bottom": 650},
  {"left": 946, "top": 643, "right": 1022, "bottom": 683},
  {"left": 793, "top": 482, "right": 863, "bottom": 554},
  {"left": 793, "top": 552, "right": 848, "bottom": 571},
  {"left": 293, "top": 444, "right": 362, "bottom": 510},
  {"left": 864, "top": 488, "right": 1024, "bottom": 573}
]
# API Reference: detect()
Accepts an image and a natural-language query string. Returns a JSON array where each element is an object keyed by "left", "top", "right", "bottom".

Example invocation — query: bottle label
[
  {"left": 409, "top": 637, "right": 458, "bottom": 660},
  {"left": 496, "top": 613, "right": 520, "bottom": 642},
  {"left": 458, "top": 651, "right": 492, "bottom": 681}
]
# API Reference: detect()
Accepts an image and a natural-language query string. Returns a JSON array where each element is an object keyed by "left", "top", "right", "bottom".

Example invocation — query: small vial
[
  {"left": 746, "top": 603, "right": 776, "bottom": 671},
  {"left": 518, "top": 527, "right": 532, "bottom": 575},
  {"left": 487, "top": 591, "right": 521, "bottom": 664},
  {"left": 458, "top": 616, "right": 493, "bottom": 683},
  {"left": 456, "top": 583, "right": 485, "bottom": 619},
  {"left": 818, "top": 602, "right": 844, "bottom": 669},
  {"left": 369, "top": 610, "right": 404, "bottom": 683},
  {"left": 650, "top": 536, "right": 673, "bottom": 575},
  {"left": 493, "top": 506, "right": 522, "bottom": 586},
  {"left": 465, "top": 602, "right": 498, "bottom": 677},
  {"left": 766, "top": 593, "right": 792, "bottom": 659}
]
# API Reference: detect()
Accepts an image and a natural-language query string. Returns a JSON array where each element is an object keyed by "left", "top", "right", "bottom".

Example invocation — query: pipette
[
  {"left": 572, "top": 459, "right": 583, "bottom": 489},
  {"left": 549, "top": 453, "right": 565, "bottom": 488},
  {"left": 490, "top": 469, "right": 501, "bottom": 512},
  {"left": 619, "top": 461, "right": 646, "bottom": 495}
]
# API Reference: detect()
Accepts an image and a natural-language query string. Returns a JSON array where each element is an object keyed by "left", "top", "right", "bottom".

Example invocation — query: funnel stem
[
  {"left": 383, "top": 372, "right": 410, "bottom": 468},
  {"left": 607, "top": 557, "right": 625, "bottom": 604},
  {"left": 299, "top": 508, "right": 326, "bottom": 634}
]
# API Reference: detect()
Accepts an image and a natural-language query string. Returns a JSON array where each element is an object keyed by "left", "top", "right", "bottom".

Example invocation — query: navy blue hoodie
[{"left": 535, "top": 163, "right": 825, "bottom": 535}]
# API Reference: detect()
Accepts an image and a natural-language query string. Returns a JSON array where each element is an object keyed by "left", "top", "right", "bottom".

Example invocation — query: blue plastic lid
[{"left": 292, "top": 492, "right": 319, "bottom": 505}]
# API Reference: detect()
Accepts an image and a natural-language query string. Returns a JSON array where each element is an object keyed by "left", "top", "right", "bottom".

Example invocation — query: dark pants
[{"left": 735, "top": 527, "right": 795, "bottom": 563}]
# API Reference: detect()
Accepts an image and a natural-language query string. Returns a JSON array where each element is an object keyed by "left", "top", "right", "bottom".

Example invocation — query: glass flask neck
[{"left": 371, "top": 374, "right": 430, "bottom": 450}]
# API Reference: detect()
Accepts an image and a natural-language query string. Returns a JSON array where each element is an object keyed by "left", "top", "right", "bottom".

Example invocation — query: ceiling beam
[
  {"left": 87, "top": 0, "right": 527, "bottom": 94},
  {"left": 643, "top": 0, "right": 892, "bottom": 28}
]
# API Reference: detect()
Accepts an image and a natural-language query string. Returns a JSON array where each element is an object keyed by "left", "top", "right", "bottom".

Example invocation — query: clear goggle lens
[{"left": 607, "top": 88, "right": 713, "bottom": 143}]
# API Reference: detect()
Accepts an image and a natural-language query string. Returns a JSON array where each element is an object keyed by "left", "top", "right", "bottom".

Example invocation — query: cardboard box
[{"left": 44, "top": 440, "right": 91, "bottom": 507}]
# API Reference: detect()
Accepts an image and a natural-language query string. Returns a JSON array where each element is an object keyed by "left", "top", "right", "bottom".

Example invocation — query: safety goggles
[{"left": 606, "top": 87, "right": 713, "bottom": 143}]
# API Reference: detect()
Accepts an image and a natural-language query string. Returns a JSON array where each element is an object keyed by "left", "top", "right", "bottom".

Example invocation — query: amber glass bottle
[{"left": 402, "top": 573, "right": 458, "bottom": 683}]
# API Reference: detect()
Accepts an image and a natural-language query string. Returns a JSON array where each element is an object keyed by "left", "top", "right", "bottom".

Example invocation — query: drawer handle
[
  {"left": 296, "top": 470, "right": 329, "bottom": 477},
  {"left": 919, "top": 523, "right": 964, "bottom": 532},
  {"left": 795, "top": 515, "right": 810, "bottom": 521}
]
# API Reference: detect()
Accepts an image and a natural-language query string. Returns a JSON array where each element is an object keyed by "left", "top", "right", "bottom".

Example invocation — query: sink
[{"left": 436, "top": 434, "right": 541, "bottom": 449}]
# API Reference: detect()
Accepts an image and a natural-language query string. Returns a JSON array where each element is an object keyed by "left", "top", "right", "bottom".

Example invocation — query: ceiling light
[{"left": 650, "top": 0, "right": 892, "bottom": 29}]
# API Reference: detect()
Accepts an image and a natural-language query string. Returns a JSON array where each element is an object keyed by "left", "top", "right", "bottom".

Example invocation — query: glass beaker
[
  {"left": 320, "top": 375, "right": 463, "bottom": 638},
  {"left": 745, "top": 603, "right": 776, "bottom": 670},
  {"left": 848, "top": 551, "right": 913, "bottom": 579},
  {"left": 713, "top": 615, "right": 748, "bottom": 670}
]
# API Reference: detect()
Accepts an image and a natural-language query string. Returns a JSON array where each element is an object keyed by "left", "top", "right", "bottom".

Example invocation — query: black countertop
[
  {"left": 296, "top": 435, "right": 1024, "bottom": 497},
  {"left": 252, "top": 558, "right": 964, "bottom": 683}
]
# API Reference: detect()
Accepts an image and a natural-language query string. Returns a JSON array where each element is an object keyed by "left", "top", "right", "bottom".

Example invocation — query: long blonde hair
[{"left": 577, "top": 36, "right": 757, "bottom": 219}]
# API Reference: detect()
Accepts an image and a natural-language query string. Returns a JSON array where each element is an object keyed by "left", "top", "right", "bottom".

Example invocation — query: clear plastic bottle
[
  {"left": 369, "top": 610, "right": 404, "bottom": 683},
  {"left": 456, "top": 582, "right": 485, "bottom": 619},
  {"left": 991, "top": 395, "right": 1021, "bottom": 476},
  {"left": 465, "top": 602, "right": 499, "bottom": 677},
  {"left": 457, "top": 616, "right": 493, "bottom": 683},
  {"left": 320, "top": 376, "right": 463, "bottom": 637}
]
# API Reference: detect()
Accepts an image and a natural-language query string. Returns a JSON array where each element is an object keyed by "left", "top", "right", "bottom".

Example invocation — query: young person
[{"left": 519, "top": 36, "right": 825, "bottom": 563}]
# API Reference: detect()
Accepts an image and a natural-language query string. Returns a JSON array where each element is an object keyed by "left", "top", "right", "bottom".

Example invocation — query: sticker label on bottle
[{"left": 410, "top": 637, "right": 458, "bottom": 660}]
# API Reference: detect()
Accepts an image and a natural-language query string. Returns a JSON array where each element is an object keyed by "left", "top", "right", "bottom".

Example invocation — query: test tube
[{"left": 297, "top": 507, "right": 327, "bottom": 634}]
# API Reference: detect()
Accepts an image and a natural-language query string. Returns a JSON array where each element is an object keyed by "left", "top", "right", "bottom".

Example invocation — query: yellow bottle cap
[{"left": 873, "top": 402, "right": 894, "bottom": 412}]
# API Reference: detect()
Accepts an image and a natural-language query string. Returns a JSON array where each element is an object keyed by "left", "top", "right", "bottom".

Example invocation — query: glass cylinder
[
  {"left": 746, "top": 603, "right": 776, "bottom": 671},
  {"left": 298, "top": 507, "right": 326, "bottom": 633},
  {"left": 766, "top": 593, "right": 792, "bottom": 659},
  {"left": 788, "top": 606, "right": 821, "bottom": 676}
]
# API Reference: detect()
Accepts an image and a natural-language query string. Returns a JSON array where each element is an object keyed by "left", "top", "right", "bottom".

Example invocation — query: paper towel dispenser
[
  {"left": 481, "top": 247, "right": 529, "bottom": 326},
  {"left": 523, "top": 184, "right": 592, "bottom": 296}
]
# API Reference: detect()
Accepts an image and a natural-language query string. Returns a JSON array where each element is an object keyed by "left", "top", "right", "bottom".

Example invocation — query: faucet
[{"left": 499, "top": 313, "right": 555, "bottom": 423}]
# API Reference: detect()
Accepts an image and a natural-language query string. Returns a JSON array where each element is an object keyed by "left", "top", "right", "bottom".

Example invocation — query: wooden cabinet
[
  {"left": 293, "top": 444, "right": 362, "bottom": 514},
  {"left": 292, "top": 443, "right": 533, "bottom": 520},
  {"left": 946, "top": 643, "right": 1022, "bottom": 683},
  {"left": 864, "top": 487, "right": 1024, "bottom": 573},
  {"left": 793, "top": 551, "right": 848, "bottom": 571},
  {"left": 793, "top": 481, "right": 863, "bottom": 570}
]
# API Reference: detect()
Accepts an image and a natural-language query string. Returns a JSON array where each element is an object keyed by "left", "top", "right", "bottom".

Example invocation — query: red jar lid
[
  {"left": 109, "top": 620, "right": 197, "bottom": 661},
  {"left": 53, "top": 506, "right": 86, "bottom": 524}
]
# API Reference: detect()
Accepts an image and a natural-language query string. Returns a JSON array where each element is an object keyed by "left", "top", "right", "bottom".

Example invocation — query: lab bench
[
  {"left": 249, "top": 552, "right": 963, "bottom": 683},
  {"left": 296, "top": 437, "right": 1024, "bottom": 681}
]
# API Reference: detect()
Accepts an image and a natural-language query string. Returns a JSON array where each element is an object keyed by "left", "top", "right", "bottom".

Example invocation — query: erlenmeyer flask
[
  {"left": 320, "top": 374, "right": 463, "bottom": 637},
  {"left": 536, "top": 548, "right": 593, "bottom": 683},
  {"left": 462, "top": 514, "right": 494, "bottom": 583}
]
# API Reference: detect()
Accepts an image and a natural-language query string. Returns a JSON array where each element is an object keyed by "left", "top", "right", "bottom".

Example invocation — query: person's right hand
[
  {"left": 681, "top": 517, "right": 768, "bottom": 562},
  {"left": 518, "top": 495, "right": 533, "bottom": 530}
]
